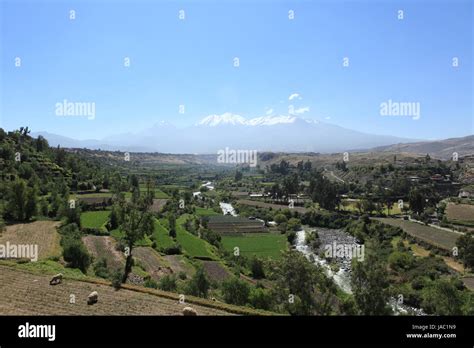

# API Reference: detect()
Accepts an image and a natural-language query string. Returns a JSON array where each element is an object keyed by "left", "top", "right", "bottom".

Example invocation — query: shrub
[
  {"left": 249, "top": 287, "right": 272, "bottom": 310},
  {"left": 163, "top": 243, "right": 182, "bottom": 255},
  {"left": 111, "top": 270, "right": 123, "bottom": 289},
  {"left": 144, "top": 278, "right": 159, "bottom": 289},
  {"left": 62, "top": 238, "right": 91, "bottom": 273},
  {"left": 250, "top": 257, "right": 265, "bottom": 279},
  {"left": 185, "top": 267, "right": 210, "bottom": 298},
  {"left": 159, "top": 275, "right": 177, "bottom": 292},
  {"left": 93, "top": 258, "right": 110, "bottom": 279},
  {"left": 221, "top": 277, "right": 250, "bottom": 306}
]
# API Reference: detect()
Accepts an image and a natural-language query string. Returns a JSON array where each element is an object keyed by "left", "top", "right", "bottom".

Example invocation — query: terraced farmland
[
  {"left": 374, "top": 218, "right": 460, "bottom": 251},
  {"left": 207, "top": 215, "right": 266, "bottom": 234},
  {"left": 222, "top": 233, "right": 287, "bottom": 259},
  {"left": 176, "top": 216, "right": 217, "bottom": 259},
  {"left": 0, "top": 265, "right": 236, "bottom": 315}
]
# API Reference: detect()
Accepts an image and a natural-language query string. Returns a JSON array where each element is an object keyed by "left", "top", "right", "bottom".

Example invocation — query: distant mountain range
[
  {"left": 33, "top": 114, "right": 421, "bottom": 154},
  {"left": 371, "top": 135, "right": 474, "bottom": 159}
]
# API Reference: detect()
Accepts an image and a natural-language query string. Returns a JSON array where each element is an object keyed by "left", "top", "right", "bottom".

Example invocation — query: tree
[
  {"left": 235, "top": 170, "right": 243, "bottom": 181},
  {"left": 6, "top": 179, "right": 37, "bottom": 221},
  {"left": 186, "top": 267, "right": 210, "bottom": 298},
  {"left": 168, "top": 213, "right": 177, "bottom": 238},
  {"left": 421, "top": 278, "right": 464, "bottom": 315},
  {"left": 221, "top": 277, "right": 251, "bottom": 306},
  {"left": 119, "top": 199, "right": 154, "bottom": 283},
  {"left": 409, "top": 188, "right": 426, "bottom": 215},
  {"left": 250, "top": 257, "right": 265, "bottom": 279},
  {"left": 274, "top": 250, "right": 334, "bottom": 315},
  {"left": 351, "top": 241, "right": 392, "bottom": 315},
  {"left": 61, "top": 224, "right": 91, "bottom": 273},
  {"left": 456, "top": 232, "right": 474, "bottom": 270}
]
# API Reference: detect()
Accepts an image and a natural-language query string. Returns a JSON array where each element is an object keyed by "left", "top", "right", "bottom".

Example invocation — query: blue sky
[{"left": 1, "top": 0, "right": 472, "bottom": 140}]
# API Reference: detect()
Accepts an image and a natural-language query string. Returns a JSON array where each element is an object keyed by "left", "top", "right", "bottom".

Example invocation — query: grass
[
  {"left": 176, "top": 215, "right": 217, "bottom": 259},
  {"left": 80, "top": 211, "right": 110, "bottom": 230},
  {"left": 152, "top": 219, "right": 175, "bottom": 250},
  {"left": 195, "top": 207, "right": 220, "bottom": 217},
  {"left": 221, "top": 233, "right": 288, "bottom": 259}
]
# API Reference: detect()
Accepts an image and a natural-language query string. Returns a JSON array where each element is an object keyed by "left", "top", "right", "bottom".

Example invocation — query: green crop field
[
  {"left": 152, "top": 219, "right": 175, "bottom": 249},
  {"left": 80, "top": 211, "right": 110, "bottom": 229},
  {"left": 195, "top": 207, "right": 220, "bottom": 216},
  {"left": 176, "top": 215, "right": 217, "bottom": 259},
  {"left": 222, "top": 233, "right": 287, "bottom": 259}
]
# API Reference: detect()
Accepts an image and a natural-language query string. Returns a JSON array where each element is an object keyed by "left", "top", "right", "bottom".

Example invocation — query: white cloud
[
  {"left": 265, "top": 108, "right": 274, "bottom": 115},
  {"left": 288, "top": 93, "right": 302, "bottom": 101},
  {"left": 289, "top": 105, "right": 310, "bottom": 115}
]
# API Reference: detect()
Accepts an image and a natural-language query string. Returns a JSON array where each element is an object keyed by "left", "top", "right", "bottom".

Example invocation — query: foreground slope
[{"left": 0, "top": 265, "right": 264, "bottom": 316}]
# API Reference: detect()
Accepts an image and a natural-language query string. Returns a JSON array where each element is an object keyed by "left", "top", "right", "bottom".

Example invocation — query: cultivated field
[
  {"left": 0, "top": 221, "right": 61, "bottom": 260},
  {"left": 222, "top": 233, "right": 287, "bottom": 259},
  {"left": 82, "top": 236, "right": 124, "bottom": 271},
  {"left": 446, "top": 203, "right": 474, "bottom": 224},
  {"left": 133, "top": 247, "right": 172, "bottom": 281},
  {"left": 80, "top": 211, "right": 110, "bottom": 229},
  {"left": 176, "top": 215, "right": 217, "bottom": 260},
  {"left": 201, "top": 261, "right": 230, "bottom": 282},
  {"left": 237, "top": 199, "right": 308, "bottom": 214},
  {"left": 0, "top": 265, "right": 237, "bottom": 315},
  {"left": 375, "top": 218, "right": 460, "bottom": 251}
]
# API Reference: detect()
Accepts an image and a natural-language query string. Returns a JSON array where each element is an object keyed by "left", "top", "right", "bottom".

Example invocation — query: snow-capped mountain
[
  {"left": 196, "top": 113, "right": 303, "bottom": 127},
  {"left": 33, "top": 113, "right": 417, "bottom": 154}
]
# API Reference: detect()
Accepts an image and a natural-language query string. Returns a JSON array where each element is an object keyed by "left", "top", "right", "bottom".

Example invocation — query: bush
[
  {"left": 111, "top": 270, "right": 123, "bottom": 289},
  {"left": 249, "top": 287, "right": 272, "bottom": 310},
  {"left": 163, "top": 243, "right": 182, "bottom": 255},
  {"left": 144, "top": 278, "right": 159, "bottom": 289},
  {"left": 186, "top": 267, "right": 210, "bottom": 298},
  {"left": 221, "top": 277, "right": 250, "bottom": 306},
  {"left": 62, "top": 238, "right": 91, "bottom": 273},
  {"left": 159, "top": 275, "right": 177, "bottom": 292},
  {"left": 93, "top": 258, "right": 110, "bottom": 279},
  {"left": 178, "top": 271, "right": 187, "bottom": 280},
  {"left": 250, "top": 257, "right": 265, "bottom": 279}
]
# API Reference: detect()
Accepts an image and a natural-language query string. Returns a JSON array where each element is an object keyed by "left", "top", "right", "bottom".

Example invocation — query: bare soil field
[
  {"left": 202, "top": 261, "right": 230, "bottom": 282},
  {"left": 446, "top": 203, "right": 474, "bottom": 223},
  {"left": 82, "top": 236, "right": 124, "bottom": 271},
  {"left": 150, "top": 199, "right": 169, "bottom": 213},
  {"left": 133, "top": 247, "right": 173, "bottom": 281},
  {"left": 0, "top": 265, "right": 235, "bottom": 315},
  {"left": 164, "top": 255, "right": 195, "bottom": 277},
  {"left": 0, "top": 221, "right": 61, "bottom": 260},
  {"left": 462, "top": 277, "right": 474, "bottom": 291}
]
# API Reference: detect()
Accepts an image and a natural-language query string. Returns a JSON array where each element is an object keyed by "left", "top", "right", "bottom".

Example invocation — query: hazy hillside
[{"left": 371, "top": 135, "right": 474, "bottom": 159}]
